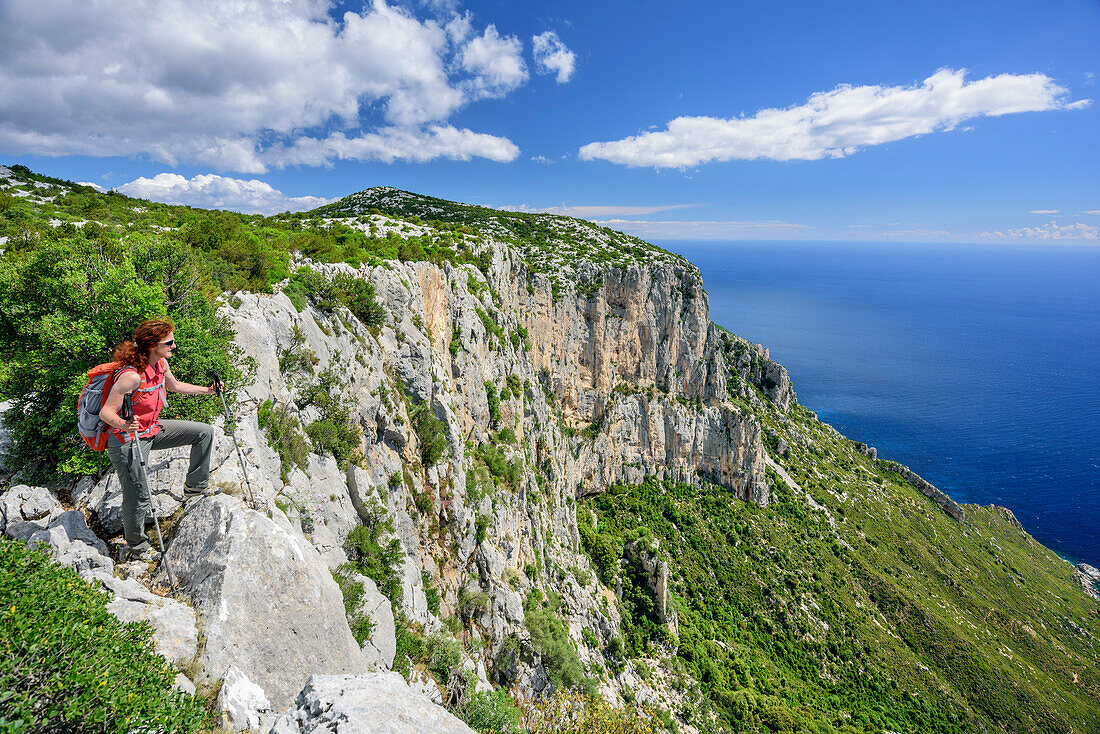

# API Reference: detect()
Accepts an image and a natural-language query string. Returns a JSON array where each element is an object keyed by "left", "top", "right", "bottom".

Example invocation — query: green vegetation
[
  {"left": 524, "top": 590, "right": 590, "bottom": 692},
  {"left": 295, "top": 367, "right": 361, "bottom": 466},
  {"left": 331, "top": 568, "right": 376, "bottom": 646},
  {"left": 0, "top": 537, "right": 211, "bottom": 732},
  {"left": 411, "top": 403, "right": 449, "bottom": 466},
  {"left": 0, "top": 234, "right": 250, "bottom": 479},
  {"left": 581, "top": 398, "right": 1100, "bottom": 733},
  {"left": 453, "top": 687, "right": 522, "bottom": 734},
  {"left": 257, "top": 399, "right": 310, "bottom": 481},
  {"left": 484, "top": 381, "right": 501, "bottom": 427}
]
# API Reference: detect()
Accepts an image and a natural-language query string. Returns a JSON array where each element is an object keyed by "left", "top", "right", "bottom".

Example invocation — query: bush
[
  {"left": 344, "top": 505, "right": 403, "bottom": 606},
  {"left": 524, "top": 595, "right": 588, "bottom": 690},
  {"left": 519, "top": 691, "right": 660, "bottom": 734},
  {"left": 484, "top": 382, "right": 501, "bottom": 427},
  {"left": 425, "top": 633, "right": 463, "bottom": 683},
  {"left": 0, "top": 537, "right": 211, "bottom": 732},
  {"left": 283, "top": 268, "right": 386, "bottom": 327},
  {"left": 0, "top": 236, "right": 251, "bottom": 479},
  {"left": 412, "top": 403, "right": 449, "bottom": 466},
  {"left": 454, "top": 688, "right": 522, "bottom": 734},
  {"left": 257, "top": 399, "right": 309, "bottom": 481},
  {"left": 331, "top": 568, "right": 376, "bottom": 646},
  {"left": 297, "top": 367, "right": 361, "bottom": 466}
]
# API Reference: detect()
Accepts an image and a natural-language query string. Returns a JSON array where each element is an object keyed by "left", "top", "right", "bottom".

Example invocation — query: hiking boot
[
  {"left": 128, "top": 545, "right": 160, "bottom": 563},
  {"left": 184, "top": 485, "right": 221, "bottom": 498}
]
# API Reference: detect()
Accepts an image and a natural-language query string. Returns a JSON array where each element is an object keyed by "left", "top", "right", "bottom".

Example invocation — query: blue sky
[{"left": 1, "top": 0, "right": 1097, "bottom": 242}]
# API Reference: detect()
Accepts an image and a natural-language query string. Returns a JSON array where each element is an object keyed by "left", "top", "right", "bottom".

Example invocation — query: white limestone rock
[
  {"left": 219, "top": 665, "right": 272, "bottom": 732},
  {"left": 163, "top": 494, "right": 367, "bottom": 711},
  {"left": 1, "top": 484, "right": 62, "bottom": 533},
  {"left": 269, "top": 673, "right": 476, "bottom": 734}
]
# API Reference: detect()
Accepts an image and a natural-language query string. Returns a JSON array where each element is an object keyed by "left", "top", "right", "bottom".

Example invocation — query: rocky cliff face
[{"left": 174, "top": 206, "right": 794, "bottom": 713}]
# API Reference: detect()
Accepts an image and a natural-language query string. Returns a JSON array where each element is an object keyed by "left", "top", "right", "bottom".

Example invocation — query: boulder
[
  {"left": 269, "top": 673, "right": 476, "bottom": 734},
  {"left": 1, "top": 484, "right": 62, "bottom": 532},
  {"left": 81, "top": 570, "right": 198, "bottom": 666},
  {"left": 218, "top": 665, "right": 272, "bottom": 732},
  {"left": 74, "top": 457, "right": 185, "bottom": 535},
  {"left": 26, "top": 511, "right": 112, "bottom": 574},
  {"left": 164, "top": 494, "right": 367, "bottom": 710}
]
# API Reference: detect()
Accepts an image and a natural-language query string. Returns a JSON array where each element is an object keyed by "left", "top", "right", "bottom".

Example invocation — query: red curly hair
[{"left": 112, "top": 318, "right": 175, "bottom": 370}]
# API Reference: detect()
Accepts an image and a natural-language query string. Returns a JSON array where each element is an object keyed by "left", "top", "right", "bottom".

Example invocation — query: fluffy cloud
[
  {"left": 460, "top": 25, "right": 528, "bottom": 98},
  {"left": 532, "top": 31, "right": 576, "bottom": 83},
  {"left": 116, "top": 173, "right": 333, "bottom": 215},
  {"left": 580, "top": 69, "right": 1090, "bottom": 167},
  {"left": 980, "top": 221, "right": 1099, "bottom": 241},
  {"left": 267, "top": 126, "right": 519, "bottom": 167},
  {"left": 0, "top": 0, "right": 539, "bottom": 171}
]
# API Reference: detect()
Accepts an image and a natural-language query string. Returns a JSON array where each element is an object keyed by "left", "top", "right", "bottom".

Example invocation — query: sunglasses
[{"left": 159, "top": 339, "right": 176, "bottom": 346}]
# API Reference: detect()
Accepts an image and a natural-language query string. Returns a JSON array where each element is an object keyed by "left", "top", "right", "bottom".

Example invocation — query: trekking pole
[
  {"left": 207, "top": 370, "right": 258, "bottom": 509},
  {"left": 123, "top": 395, "right": 177, "bottom": 589}
]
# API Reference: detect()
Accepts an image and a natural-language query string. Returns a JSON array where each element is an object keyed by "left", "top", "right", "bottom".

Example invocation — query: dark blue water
[{"left": 658, "top": 240, "right": 1100, "bottom": 568}]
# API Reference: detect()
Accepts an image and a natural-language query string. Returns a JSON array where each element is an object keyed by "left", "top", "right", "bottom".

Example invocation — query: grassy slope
[{"left": 583, "top": 397, "right": 1100, "bottom": 733}]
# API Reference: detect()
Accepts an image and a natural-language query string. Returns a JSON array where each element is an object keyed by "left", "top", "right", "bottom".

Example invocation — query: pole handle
[{"left": 122, "top": 394, "right": 134, "bottom": 420}]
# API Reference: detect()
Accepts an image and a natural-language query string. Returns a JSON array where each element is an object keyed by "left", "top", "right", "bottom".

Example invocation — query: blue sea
[{"left": 658, "top": 240, "right": 1100, "bottom": 569}]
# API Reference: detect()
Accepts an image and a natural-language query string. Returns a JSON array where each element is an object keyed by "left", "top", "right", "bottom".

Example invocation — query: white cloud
[
  {"left": 1029, "top": 209, "right": 1059, "bottom": 214},
  {"left": 1082, "top": 210, "right": 1100, "bottom": 215},
  {"left": 503, "top": 203, "right": 697, "bottom": 217},
  {"left": 530, "top": 155, "right": 554, "bottom": 164},
  {"left": 460, "top": 25, "right": 527, "bottom": 98},
  {"left": 0, "top": 0, "right": 528, "bottom": 171},
  {"left": 267, "top": 126, "right": 519, "bottom": 167},
  {"left": 532, "top": 31, "right": 576, "bottom": 84},
  {"left": 980, "top": 220, "right": 1098, "bottom": 241},
  {"left": 579, "top": 68, "right": 1090, "bottom": 167},
  {"left": 592, "top": 218, "right": 809, "bottom": 240},
  {"left": 116, "top": 173, "right": 333, "bottom": 215}
]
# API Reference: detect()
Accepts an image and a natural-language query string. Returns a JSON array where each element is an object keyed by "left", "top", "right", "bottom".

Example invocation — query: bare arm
[
  {"left": 99, "top": 371, "right": 141, "bottom": 431},
  {"left": 164, "top": 363, "right": 218, "bottom": 395}
]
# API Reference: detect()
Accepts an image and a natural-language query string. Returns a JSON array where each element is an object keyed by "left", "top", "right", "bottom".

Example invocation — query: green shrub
[
  {"left": 454, "top": 688, "right": 522, "bottom": 734},
  {"left": 458, "top": 586, "right": 490, "bottom": 622},
  {"left": 257, "top": 399, "right": 310, "bottom": 481},
  {"left": 524, "top": 594, "right": 588, "bottom": 690},
  {"left": 344, "top": 506, "right": 403, "bottom": 606},
  {"left": 425, "top": 633, "right": 463, "bottom": 683},
  {"left": 297, "top": 367, "right": 361, "bottom": 466},
  {"left": 422, "top": 570, "right": 441, "bottom": 615},
  {"left": 484, "top": 382, "right": 501, "bottom": 427},
  {"left": 412, "top": 403, "right": 449, "bottom": 466},
  {"left": 0, "top": 237, "right": 250, "bottom": 479},
  {"left": 475, "top": 515, "right": 490, "bottom": 545},
  {"left": 284, "top": 268, "right": 386, "bottom": 327},
  {"left": 0, "top": 537, "right": 211, "bottom": 732},
  {"left": 331, "top": 568, "right": 376, "bottom": 645},
  {"left": 475, "top": 443, "right": 521, "bottom": 488}
]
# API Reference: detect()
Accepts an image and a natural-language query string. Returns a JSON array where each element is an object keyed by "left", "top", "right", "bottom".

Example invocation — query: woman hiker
[{"left": 98, "top": 318, "right": 221, "bottom": 561}]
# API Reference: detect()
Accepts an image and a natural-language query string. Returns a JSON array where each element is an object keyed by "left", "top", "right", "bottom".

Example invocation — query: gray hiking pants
[{"left": 106, "top": 420, "right": 214, "bottom": 550}]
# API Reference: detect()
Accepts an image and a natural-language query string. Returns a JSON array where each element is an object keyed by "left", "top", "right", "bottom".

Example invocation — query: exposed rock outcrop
[
  {"left": 162, "top": 494, "right": 368, "bottom": 710},
  {"left": 270, "top": 673, "right": 477, "bottom": 734},
  {"left": 881, "top": 460, "right": 965, "bottom": 522}
]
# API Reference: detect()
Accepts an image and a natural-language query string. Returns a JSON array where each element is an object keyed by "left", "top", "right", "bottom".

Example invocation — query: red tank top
[{"left": 111, "top": 359, "right": 167, "bottom": 441}]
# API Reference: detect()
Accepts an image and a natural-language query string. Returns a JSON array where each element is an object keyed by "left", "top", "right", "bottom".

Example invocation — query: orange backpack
[{"left": 76, "top": 362, "right": 142, "bottom": 451}]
